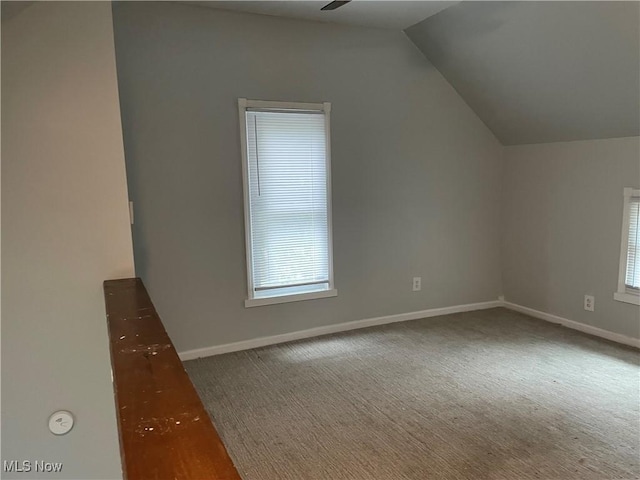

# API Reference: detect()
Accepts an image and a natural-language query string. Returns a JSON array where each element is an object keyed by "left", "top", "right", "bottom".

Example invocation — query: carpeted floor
[{"left": 185, "top": 308, "right": 640, "bottom": 480}]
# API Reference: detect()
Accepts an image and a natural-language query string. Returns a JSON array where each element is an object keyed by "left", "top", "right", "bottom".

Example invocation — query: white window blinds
[
  {"left": 243, "top": 106, "right": 331, "bottom": 299},
  {"left": 625, "top": 197, "right": 640, "bottom": 290}
]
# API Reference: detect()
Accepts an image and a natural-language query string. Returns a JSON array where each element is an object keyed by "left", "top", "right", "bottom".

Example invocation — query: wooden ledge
[{"left": 104, "top": 278, "right": 241, "bottom": 480}]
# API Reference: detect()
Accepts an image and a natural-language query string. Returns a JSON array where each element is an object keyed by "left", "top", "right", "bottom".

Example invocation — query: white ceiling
[
  {"left": 184, "top": 1, "right": 459, "bottom": 29},
  {"left": 406, "top": 1, "right": 640, "bottom": 144}
]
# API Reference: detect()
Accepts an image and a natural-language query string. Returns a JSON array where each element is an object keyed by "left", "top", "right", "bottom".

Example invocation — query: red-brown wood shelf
[{"left": 104, "top": 278, "right": 241, "bottom": 480}]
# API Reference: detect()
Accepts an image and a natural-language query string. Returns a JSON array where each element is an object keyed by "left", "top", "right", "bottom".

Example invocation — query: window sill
[
  {"left": 614, "top": 292, "right": 640, "bottom": 306},
  {"left": 245, "top": 289, "right": 338, "bottom": 308}
]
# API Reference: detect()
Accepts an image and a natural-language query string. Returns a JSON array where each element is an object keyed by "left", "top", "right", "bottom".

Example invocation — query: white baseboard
[
  {"left": 179, "top": 300, "right": 502, "bottom": 361},
  {"left": 503, "top": 301, "right": 640, "bottom": 349}
]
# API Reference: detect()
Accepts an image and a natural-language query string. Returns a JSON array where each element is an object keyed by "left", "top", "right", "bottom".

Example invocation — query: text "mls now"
[{"left": 3, "top": 460, "right": 63, "bottom": 473}]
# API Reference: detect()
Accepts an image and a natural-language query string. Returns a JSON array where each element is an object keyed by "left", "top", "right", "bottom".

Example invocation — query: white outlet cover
[
  {"left": 584, "top": 295, "right": 595, "bottom": 312},
  {"left": 48, "top": 411, "right": 74, "bottom": 435}
]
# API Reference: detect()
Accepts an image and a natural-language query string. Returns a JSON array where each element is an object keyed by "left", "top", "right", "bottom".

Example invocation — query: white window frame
[
  {"left": 614, "top": 187, "right": 640, "bottom": 305},
  {"left": 238, "top": 98, "right": 337, "bottom": 308}
]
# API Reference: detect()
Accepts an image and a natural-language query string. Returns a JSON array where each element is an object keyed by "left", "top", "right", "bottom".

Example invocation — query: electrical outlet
[
  {"left": 584, "top": 295, "right": 595, "bottom": 312},
  {"left": 412, "top": 277, "right": 422, "bottom": 292}
]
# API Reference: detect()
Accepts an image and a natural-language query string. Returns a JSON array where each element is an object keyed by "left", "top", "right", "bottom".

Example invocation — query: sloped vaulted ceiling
[{"left": 405, "top": 1, "right": 640, "bottom": 145}]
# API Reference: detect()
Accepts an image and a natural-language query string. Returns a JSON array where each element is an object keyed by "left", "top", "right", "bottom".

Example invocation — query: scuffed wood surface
[{"left": 104, "top": 278, "right": 242, "bottom": 480}]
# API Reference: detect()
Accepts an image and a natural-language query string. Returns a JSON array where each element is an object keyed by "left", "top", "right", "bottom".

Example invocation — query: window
[
  {"left": 238, "top": 99, "right": 336, "bottom": 307},
  {"left": 615, "top": 187, "right": 640, "bottom": 305}
]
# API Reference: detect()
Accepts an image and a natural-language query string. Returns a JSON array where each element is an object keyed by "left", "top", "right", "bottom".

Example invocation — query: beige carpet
[{"left": 185, "top": 308, "right": 640, "bottom": 480}]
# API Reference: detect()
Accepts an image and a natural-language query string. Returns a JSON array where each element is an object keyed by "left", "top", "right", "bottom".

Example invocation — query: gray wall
[
  {"left": 112, "top": 2, "right": 503, "bottom": 353},
  {"left": 503, "top": 136, "right": 640, "bottom": 339},
  {"left": 2, "top": 2, "right": 134, "bottom": 478}
]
